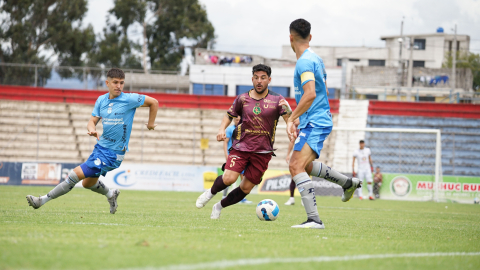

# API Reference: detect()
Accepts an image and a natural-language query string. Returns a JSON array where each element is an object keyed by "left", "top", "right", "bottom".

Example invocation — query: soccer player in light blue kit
[
  {"left": 26, "top": 68, "right": 159, "bottom": 214},
  {"left": 287, "top": 19, "right": 362, "bottom": 229}
]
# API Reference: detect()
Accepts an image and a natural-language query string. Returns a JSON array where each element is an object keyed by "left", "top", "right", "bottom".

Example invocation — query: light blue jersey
[
  {"left": 92, "top": 92, "right": 145, "bottom": 152},
  {"left": 294, "top": 48, "right": 333, "bottom": 129},
  {"left": 225, "top": 125, "right": 236, "bottom": 154}
]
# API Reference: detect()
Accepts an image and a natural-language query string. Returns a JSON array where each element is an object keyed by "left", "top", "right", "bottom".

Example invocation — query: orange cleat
[{"left": 369, "top": 196, "right": 375, "bottom": 200}]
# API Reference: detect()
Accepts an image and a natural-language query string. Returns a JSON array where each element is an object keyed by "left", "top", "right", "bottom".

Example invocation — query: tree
[
  {"left": 106, "top": 0, "right": 215, "bottom": 71},
  {"left": 0, "top": 0, "right": 95, "bottom": 85},
  {"left": 444, "top": 51, "right": 480, "bottom": 91}
]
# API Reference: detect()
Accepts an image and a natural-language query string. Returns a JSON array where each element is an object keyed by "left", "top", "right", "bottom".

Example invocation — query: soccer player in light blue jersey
[
  {"left": 26, "top": 68, "right": 159, "bottom": 214},
  {"left": 286, "top": 19, "right": 362, "bottom": 229}
]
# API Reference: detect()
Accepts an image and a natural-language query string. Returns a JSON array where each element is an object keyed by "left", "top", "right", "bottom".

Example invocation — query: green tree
[
  {"left": 0, "top": 0, "right": 95, "bottom": 85},
  {"left": 444, "top": 52, "right": 480, "bottom": 91},
  {"left": 104, "top": 0, "right": 215, "bottom": 71}
]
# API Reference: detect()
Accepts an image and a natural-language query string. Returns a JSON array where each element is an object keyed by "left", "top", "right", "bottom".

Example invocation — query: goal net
[{"left": 326, "top": 127, "right": 442, "bottom": 202}]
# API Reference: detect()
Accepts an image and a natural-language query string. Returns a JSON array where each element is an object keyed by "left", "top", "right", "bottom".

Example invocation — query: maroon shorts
[{"left": 226, "top": 149, "right": 272, "bottom": 185}]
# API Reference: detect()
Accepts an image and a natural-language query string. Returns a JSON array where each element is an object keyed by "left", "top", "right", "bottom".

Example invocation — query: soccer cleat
[
  {"left": 284, "top": 197, "right": 295, "bottom": 205},
  {"left": 291, "top": 218, "right": 325, "bottom": 229},
  {"left": 342, "top": 178, "right": 363, "bottom": 202},
  {"left": 107, "top": 189, "right": 120, "bottom": 214},
  {"left": 210, "top": 203, "right": 222, "bottom": 219},
  {"left": 239, "top": 198, "right": 252, "bottom": 204},
  {"left": 369, "top": 196, "right": 375, "bottom": 200},
  {"left": 26, "top": 195, "right": 42, "bottom": 209},
  {"left": 196, "top": 190, "right": 214, "bottom": 209}
]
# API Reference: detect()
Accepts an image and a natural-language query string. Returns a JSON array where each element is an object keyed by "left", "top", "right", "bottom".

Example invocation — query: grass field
[{"left": 1, "top": 185, "right": 479, "bottom": 270}]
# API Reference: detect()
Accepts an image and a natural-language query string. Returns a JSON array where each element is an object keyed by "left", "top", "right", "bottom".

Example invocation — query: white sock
[
  {"left": 367, "top": 183, "right": 373, "bottom": 197},
  {"left": 357, "top": 187, "right": 363, "bottom": 198},
  {"left": 214, "top": 202, "right": 223, "bottom": 211},
  {"left": 40, "top": 195, "right": 51, "bottom": 206},
  {"left": 206, "top": 189, "right": 213, "bottom": 199},
  {"left": 106, "top": 189, "right": 114, "bottom": 199}
]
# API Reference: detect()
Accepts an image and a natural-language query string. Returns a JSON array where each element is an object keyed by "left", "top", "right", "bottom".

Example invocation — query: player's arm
[
  {"left": 87, "top": 116, "right": 101, "bottom": 140},
  {"left": 223, "top": 137, "right": 230, "bottom": 160},
  {"left": 217, "top": 114, "right": 233, "bottom": 141},
  {"left": 287, "top": 81, "right": 315, "bottom": 141},
  {"left": 141, "top": 96, "right": 159, "bottom": 130}
]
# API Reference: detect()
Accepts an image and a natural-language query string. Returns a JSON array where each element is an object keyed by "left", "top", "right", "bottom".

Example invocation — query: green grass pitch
[{"left": 1, "top": 185, "right": 479, "bottom": 270}]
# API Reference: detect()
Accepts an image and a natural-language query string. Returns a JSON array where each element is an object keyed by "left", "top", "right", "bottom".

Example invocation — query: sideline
[{"left": 121, "top": 252, "right": 480, "bottom": 270}]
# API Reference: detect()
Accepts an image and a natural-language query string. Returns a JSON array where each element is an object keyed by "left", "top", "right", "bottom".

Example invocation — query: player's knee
[
  {"left": 222, "top": 173, "right": 237, "bottom": 185},
  {"left": 82, "top": 178, "right": 97, "bottom": 188},
  {"left": 289, "top": 161, "right": 302, "bottom": 175}
]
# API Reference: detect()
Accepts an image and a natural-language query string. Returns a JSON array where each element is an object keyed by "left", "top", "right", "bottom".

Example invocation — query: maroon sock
[
  {"left": 290, "top": 180, "right": 295, "bottom": 197},
  {"left": 211, "top": 175, "right": 228, "bottom": 195},
  {"left": 220, "top": 187, "right": 247, "bottom": 208}
]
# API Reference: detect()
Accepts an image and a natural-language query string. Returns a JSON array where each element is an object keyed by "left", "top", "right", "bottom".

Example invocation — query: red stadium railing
[{"left": 0, "top": 85, "right": 341, "bottom": 113}]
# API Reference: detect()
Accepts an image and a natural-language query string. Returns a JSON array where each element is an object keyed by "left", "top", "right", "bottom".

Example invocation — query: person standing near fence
[
  {"left": 352, "top": 140, "right": 374, "bottom": 200},
  {"left": 26, "top": 68, "right": 159, "bottom": 214}
]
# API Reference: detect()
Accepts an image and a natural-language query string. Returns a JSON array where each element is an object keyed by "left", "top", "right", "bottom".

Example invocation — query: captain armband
[{"left": 300, "top": 71, "right": 315, "bottom": 85}]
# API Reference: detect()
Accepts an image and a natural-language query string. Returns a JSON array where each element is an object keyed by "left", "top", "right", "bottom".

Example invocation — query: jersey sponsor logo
[
  {"left": 390, "top": 176, "right": 412, "bottom": 197},
  {"left": 263, "top": 99, "right": 276, "bottom": 104},
  {"left": 245, "top": 129, "right": 269, "bottom": 135},
  {"left": 94, "top": 158, "right": 102, "bottom": 166},
  {"left": 103, "top": 135, "right": 117, "bottom": 143},
  {"left": 138, "top": 97, "right": 141, "bottom": 102},
  {"left": 253, "top": 102, "right": 261, "bottom": 115}
]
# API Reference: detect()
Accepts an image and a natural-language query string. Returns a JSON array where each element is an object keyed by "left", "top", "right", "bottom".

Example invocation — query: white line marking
[{"left": 122, "top": 252, "right": 480, "bottom": 270}]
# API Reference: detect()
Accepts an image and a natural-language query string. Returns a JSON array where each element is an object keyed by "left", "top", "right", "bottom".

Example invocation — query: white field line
[{"left": 122, "top": 252, "right": 480, "bottom": 270}]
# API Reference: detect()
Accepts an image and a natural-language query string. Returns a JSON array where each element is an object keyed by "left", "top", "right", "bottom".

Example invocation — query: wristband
[{"left": 282, "top": 102, "right": 292, "bottom": 115}]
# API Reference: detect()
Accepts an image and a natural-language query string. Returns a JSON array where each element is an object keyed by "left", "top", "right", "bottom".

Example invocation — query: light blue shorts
[
  {"left": 80, "top": 144, "right": 125, "bottom": 178},
  {"left": 293, "top": 124, "right": 332, "bottom": 158}
]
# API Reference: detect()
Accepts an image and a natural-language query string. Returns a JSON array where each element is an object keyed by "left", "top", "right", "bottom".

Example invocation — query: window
[
  {"left": 193, "top": 83, "right": 227, "bottom": 96},
  {"left": 236, "top": 85, "right": 290, "bottom": 97},
  {"left": 413, "top": 61, "right": 425, "bottom": 67},
  {"left": 337, "top": 59, "right": 342, "bottom": 67},
  {"left": 337, "top": 59, "right": 360, "bottom": 67},
  {"left": 413, "top": 39, "right": 426, "bottom": 50},
  {"left": 449, "top": 41, "right": 452, "bottom": 52},
  {"left": 419, "top": 96, "right": 435, "bottom": 102},
  {"left": 365, "top": 94, "right": 378, "bottom": 100},
  {"left": 349, "top": 59, "right": 360, "bottom": 62},
  {"left": 368, "top": 60, "right": 385, "bottom": 66}
]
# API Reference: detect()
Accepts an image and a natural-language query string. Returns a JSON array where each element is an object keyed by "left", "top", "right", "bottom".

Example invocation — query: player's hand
[
  {"left": 352, "top": 171, "right": 356, "bottom": 177},
  {"left": 371, "top": 166, "right": 374, "bottom": 173},
  {"left": 145, "top": 123, "right": 157, "bottom": 130},
  {"left": 217, "top": 129, "right": 227, "bottom": 141},
  {"left": 87, "top": 130, "right": 100, "bottom": 140},
  {"left": 286, "top": 119, "right": 297, "bottom": 142},
  {"left": 279, "top": 99, "right": 292, "bottom": 115}
]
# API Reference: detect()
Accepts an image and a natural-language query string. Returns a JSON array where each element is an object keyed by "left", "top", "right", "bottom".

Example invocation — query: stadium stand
[
  {"left": 0, "top": 86, "right": 340, "bottom": 169},
  {"left": 367, "top": 101, "right": 480, "bottom": 176}
]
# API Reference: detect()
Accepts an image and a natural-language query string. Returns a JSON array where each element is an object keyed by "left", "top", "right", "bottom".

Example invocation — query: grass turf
[{"left": 1, "top": 185, "right": 479, "bottom": 270}]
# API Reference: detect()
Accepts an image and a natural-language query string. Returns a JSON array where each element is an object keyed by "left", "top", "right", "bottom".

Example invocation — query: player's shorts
[
  {"left": 226, "top": 149, "right": 272, "bottom": 185},
  {"left": 358, "top": 169, "right": 373, "bottom": 183},
  {"left": 80, "top": 144, "right": 125, "bottom": 178},
  {"left": 294, "top": 124, "right": 332, "bottom": 158}
]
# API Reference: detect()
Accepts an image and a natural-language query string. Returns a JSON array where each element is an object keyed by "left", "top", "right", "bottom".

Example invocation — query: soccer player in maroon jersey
[{"left": 195, "top": 64, "right": 292, "bottom": 219}]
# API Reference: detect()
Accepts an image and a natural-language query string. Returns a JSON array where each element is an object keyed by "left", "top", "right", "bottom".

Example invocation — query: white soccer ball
[
  {"left": 474, "top": 197, "right": 479, "bottom": 204},
  {"left": 256, "top": 199, "right": 279, "bottom": 221}
]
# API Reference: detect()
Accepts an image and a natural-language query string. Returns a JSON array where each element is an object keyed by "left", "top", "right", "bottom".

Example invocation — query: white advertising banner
[{"left": 97, "top": 163, "right": 218, "bottom": 192}]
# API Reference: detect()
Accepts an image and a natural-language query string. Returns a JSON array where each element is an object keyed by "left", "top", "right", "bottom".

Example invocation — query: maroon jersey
[{"left": 227, "top": 89, "right": 287, "bottom": 153}]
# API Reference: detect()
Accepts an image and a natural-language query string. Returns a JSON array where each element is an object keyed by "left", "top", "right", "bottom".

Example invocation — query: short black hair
[
  {"left": 290, "top": 19, "right": 311, "bottom": 39},
  {"left": 252, "top": 64, "right": 271, "bottom": 77},
  {"left": 107, "top": 68, "right": 125, "bottom": 79},
  {"left": 359, "top": 140, "right": 365, "bottom": 143}
]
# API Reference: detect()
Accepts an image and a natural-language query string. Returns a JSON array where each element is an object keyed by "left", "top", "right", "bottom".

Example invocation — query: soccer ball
[
  {"left": 474, "top": 197, "right": 479, "bottom": 204},
  {"left": 256, "top": 199, "right": 279, "bottom": 221}
]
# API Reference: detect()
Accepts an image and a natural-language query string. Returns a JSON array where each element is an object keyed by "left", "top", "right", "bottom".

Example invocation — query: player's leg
[
  {"left": 365, "top": 171, "right": 374, "bottom": 200},
  {"left": 26, "top": 166, "right": 85, "bottom": 209},
  {"left": 285, "top": 180, "right": 296, "bottom": 205},
  {"left": 289, "top": 140, "right": 323, "bottom": 228},
  {"left": 222, "top": 186, "right": 229, "bottom": 199},
  {"left": 238, "top": 173, "right": 252, "bottom": 204},
  {"left": 211, "top": 177, "right": 256, "bottom": 219},
  {"left": 357, "top": 170, "right": 366, "bottom": 199}
]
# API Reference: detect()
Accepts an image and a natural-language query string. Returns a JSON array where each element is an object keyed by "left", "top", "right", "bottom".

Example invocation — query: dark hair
[
  {"left": 290, "top": 19, "right": 311, "bottom": 39},
  {"left": 107, "top": 68, "right": 125, "bottom": 79},
  {"left": 252, "top": 64, "right": 271, "bottom": 77},
  {"left": 359, "top": 140, "right": 365, "bottom": 143}
]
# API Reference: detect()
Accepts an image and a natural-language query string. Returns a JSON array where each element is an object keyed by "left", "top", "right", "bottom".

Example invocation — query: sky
[{"left": 84, "top": 0, "right": 480, "bottom": 59}]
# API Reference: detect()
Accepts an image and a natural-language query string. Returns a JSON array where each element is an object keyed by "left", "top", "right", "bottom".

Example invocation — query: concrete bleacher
[
  {"left": 1, "top": 99, "right": 340, "bottom": 170},
  {"left": 367, "top": 114, "right": 480, "bottom": 176}
]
